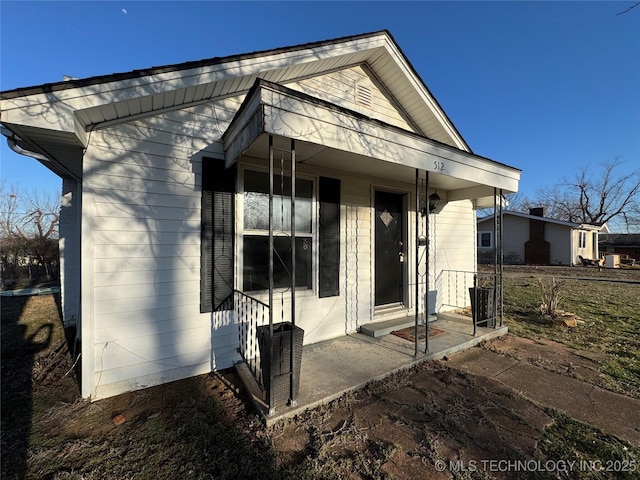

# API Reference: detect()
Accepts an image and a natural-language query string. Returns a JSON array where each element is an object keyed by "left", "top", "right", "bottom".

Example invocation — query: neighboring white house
[
  {"left": 1, "top": 31, "right": 520, "bottom": 401},
  {"left": 477, "top": 208, "right": 608, "bottom": 266}
]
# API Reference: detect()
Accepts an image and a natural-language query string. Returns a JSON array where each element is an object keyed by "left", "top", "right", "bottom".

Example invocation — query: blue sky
[{"left": 1, "top": 1, "right": 639, "bottom": 215}]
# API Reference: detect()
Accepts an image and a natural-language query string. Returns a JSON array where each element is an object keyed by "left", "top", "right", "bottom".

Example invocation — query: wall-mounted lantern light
[{"left": 428, "top": 191, "right": 440, "bottom": 213}]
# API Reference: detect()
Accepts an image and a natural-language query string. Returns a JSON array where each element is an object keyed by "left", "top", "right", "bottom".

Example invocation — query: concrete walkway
[{"left": 448, "top": 348, "right": 640, "bottom": 445}]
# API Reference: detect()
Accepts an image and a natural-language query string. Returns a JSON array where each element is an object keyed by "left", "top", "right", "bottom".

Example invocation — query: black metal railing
[
  {"left": 438, "top": 269, "right": 502, "bottom": 334},
  {"left": 215, "top": 290, "right": 270, "bottom": 390}
]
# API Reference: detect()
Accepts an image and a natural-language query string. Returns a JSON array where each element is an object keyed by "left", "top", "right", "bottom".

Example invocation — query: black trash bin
[
  {"left": 469, "top": 287, "right": 495, "bottom": 328},
  {"left": 257, "top": 322, "right": 304, "bottom": 407}
]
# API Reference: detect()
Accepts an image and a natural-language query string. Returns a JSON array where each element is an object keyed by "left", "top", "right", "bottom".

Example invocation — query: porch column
[
  {"left": 424, "top": 171, "right": 430, "bottom": 354},
  {"left": 289, "top": 138, "right": 297, "bottom": 407},
  {"left": 414, "top": 170, "right": 419, "bottom": 357},
  {"left": 499, "top": 188, "right": 504, "bottom": 327},
  {"left": 493, "top": 188, "right": 498, "bottom": 326},
  {"left": 268, "top": 135, "right": 275, "bottom": 415}
]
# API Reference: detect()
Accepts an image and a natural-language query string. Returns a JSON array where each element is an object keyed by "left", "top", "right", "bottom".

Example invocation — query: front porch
[
  {"left": 218, "top": 78, "right": 516, "bottom": 423},
  {"left": 235, "top": 313, "right": 507, "bottom": 426}
]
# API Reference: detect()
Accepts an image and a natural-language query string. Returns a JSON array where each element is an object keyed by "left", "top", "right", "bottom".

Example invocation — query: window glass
[
  {"left": 579, "top": 231, "right": 586, "bottom": 249},
  {"left": 479, "top": 232, "right": 492, "bottom": 248},
  {"left": 242, "top": 170, "right": 314, "bottom": 292},
  {"left": 243, "top": 236, "right": 312, "bottom": 291},
  {"left": 243, "top": 170, "right": 312, "bottom": 232}
]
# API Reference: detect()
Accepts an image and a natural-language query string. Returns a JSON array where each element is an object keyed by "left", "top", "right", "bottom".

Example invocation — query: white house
[
  {"left": 477, "top": 208, "right": 607, "bottom": 265},
  {"left": 1, "top": 31, "right": 520, "bottom": 404}
]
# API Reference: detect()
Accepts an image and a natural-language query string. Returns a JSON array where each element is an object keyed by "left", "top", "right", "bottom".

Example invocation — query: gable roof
[
  {"left": 0, "top": 30, "right": 472, "bottom": 152},
  {"left": 1, "top": 30, "right": 523, "bottom": 202},
  {"left": 478, "top": 210, "right": 605, "bottom": 231},
  {"left": 1, "top": 31, "right": 469, "bottom": 153}
]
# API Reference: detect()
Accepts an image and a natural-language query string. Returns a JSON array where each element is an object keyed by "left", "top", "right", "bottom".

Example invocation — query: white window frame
[
  {"left": 478, "top": 231, "right": 493, "bottom": 249},
  {"left": 238, "top": 166, "right": 317, "bottom": 295},
  {"left": 578, "top": 231, "right": 587, "bottom": 249}
]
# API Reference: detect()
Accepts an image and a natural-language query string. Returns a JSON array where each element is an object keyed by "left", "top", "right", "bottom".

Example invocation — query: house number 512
[{"left": 433, "top": 161, "right": 445, "bottom": 171}]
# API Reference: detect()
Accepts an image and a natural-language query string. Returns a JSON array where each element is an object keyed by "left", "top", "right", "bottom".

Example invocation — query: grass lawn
[{"left": 500, "top": 267, "right": 640, "bottom": 399}]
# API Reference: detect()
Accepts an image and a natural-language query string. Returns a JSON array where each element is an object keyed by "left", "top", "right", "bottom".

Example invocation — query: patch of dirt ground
[
  {"left": 4, "top": 295, "right": 639, "bottom": 479},
  {"left": 270, "top": 361, "right": 558, "bottom": 479},
  {"left": 484, "top": 334, "right": 607, "bottom": 385}
]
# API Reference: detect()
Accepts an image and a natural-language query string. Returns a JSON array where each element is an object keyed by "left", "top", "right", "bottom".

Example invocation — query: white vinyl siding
[
  {"left": 546, "top": 223, "right": 573, "bottom": 265},
  {"left": 479, "top": 214, "right": 581, "bottom": 266},
  {"left": 81, "top": 96, "right": 481, "bottom": 400},
  {"left": 85, "top": 118, "right": 480, "bottom": 398},
  {"left": 83, "top": 99, "right": 241, "bottom": 399},
  {"left": 288, "top": 65, "right": 417, "bottom": 133},
  {"left": 433, "top": 200, "right": 476, "bottom": 312},
  {"left": 342, "top": 178, "right": 373, "bottom": 333}
]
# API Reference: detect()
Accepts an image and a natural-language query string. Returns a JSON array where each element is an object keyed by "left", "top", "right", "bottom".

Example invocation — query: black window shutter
[
  {"left": 201, "top": 159, "right": 235, "bottom": 312},
  {"left": 319, "top": 177, "right": 341, "bottom": 298}
]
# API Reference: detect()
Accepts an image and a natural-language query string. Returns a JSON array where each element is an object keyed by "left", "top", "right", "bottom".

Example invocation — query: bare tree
[
  {"left": 0, "top": 183, "right": 28, "bottom": 280},
  {"left": 0, "top": 183, "right": 60, "bottom": 284},
  {"left": 22, "top": 190, "right": 60, "bottom": 273},
  {"left": 536, "top": 159, "right": 640, "bottom": 231},
  {"left": 476, "top": 191, "right": 534, "bottom": 219},
  {"left": 22, "top": 190, "right": 60, "bottom": 240},
  {"left": 0, "top": 182, "right": 25, "bottom": 238},
  {"left": 502, "top": 191, "right": 535, "bottom": 214}
]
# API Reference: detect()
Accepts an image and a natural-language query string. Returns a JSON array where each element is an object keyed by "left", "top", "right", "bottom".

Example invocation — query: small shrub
[{"left": 538, "top": 277, "right": 565, "bottom": 316}]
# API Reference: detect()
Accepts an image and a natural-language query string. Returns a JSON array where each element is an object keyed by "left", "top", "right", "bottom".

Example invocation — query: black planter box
[
  {"left": 469, "top": 287, "right": 495, "bottom": 328},
  {"left": 257, "top": 322, "right": 304, "bottom": 407}
]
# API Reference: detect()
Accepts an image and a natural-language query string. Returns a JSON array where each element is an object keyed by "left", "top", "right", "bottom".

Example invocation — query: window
[
  {"left": 578, "top": 231, "right": 586, "bottom": 249},
  {"left": 201, "top": 164, "right": 341, "bottom": 310},
  {"left": 242, "top": 170, "right": 313, "bottom": 292},
  {"left": 478, "top": 231, "right": 492, "bottom": 248}
]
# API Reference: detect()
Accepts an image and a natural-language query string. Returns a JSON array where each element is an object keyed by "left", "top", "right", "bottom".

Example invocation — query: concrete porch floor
[{"left": 235, "top": 313, "right": 507, "bottom": 426}]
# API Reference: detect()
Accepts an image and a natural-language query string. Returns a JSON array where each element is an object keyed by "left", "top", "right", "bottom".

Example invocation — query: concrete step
[
  {"left": 360, "top": 315, "right": 436, "bottom": 338},
  {"left": 436, "top": 311, "right": 472, "bottom": 324}
]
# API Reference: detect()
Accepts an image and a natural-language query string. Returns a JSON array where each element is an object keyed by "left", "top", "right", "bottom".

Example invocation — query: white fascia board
[
  {"left": 471, "top": 192, "right": 511, "bottom": 209},
  {"left": 450, "top": 187, "right": 515, "bottom": 203},
  {"left": 1, "top": 96, "right": 77, "bottom": 134},
  {"left": 579, "top": 224, "right": 603, "bottom": 231},
  {"left": 258, "top": 87, "right": 519, "bottom": 192},
  {"left": 380, "top": 37, "right": 468, "bottom": 151},
  {"left": 224, "top": 109, "right": 264, "bottom": 169},
  {"left": 224, "top": 83, "right": 519, "bottom": 191},
  {"left": 223, "top": 91, "right": 264, "bottom": 151},
  {"left": 3, "top": 35, "right": 388, "bottom": 134}
]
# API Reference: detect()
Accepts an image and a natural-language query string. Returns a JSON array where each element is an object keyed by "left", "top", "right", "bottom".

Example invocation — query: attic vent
[{"left": 355, "top": 83, "right": 372, "bottom": 109}]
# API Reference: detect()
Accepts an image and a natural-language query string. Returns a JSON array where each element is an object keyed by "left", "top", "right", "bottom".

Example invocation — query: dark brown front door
[{"left": 375, "top": 191, "right": 404, "bottom": 306}]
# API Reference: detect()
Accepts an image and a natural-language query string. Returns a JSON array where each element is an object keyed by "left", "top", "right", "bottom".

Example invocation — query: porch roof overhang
[{"left": 223, "top": 80, "right": 520, "bottom": 204}]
